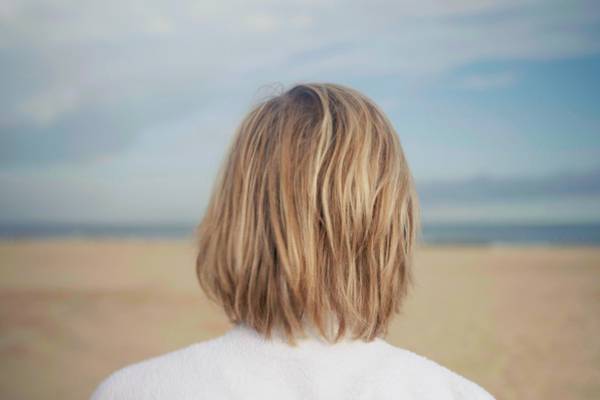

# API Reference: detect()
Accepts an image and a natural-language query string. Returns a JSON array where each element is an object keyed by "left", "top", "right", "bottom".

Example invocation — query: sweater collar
[{"left": 227, "top": 321, "right": 385, "bottom": 349}]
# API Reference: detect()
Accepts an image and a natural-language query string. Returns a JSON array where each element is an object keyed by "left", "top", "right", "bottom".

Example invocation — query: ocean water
[{"left": 0, "top": 222, "right": 599, "bottom": 245}]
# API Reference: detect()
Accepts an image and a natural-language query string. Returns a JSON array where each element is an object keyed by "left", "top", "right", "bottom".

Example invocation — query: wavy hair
[{"left": 196, "top": 83, "right": 419, "bottom": 344}]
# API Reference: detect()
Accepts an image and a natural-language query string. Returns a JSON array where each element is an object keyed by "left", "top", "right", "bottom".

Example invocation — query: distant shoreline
[{"left": 1, "top": 222, "right": 600, "bottom": 246}]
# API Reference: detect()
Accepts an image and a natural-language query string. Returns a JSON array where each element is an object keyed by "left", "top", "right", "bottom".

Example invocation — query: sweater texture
[{"left": 91, "top": 322, "right": 495, "bottom": 400}]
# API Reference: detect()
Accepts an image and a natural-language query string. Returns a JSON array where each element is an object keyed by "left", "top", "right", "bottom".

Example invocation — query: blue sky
[{"left": 1, "top": 0, "right": 599, "bottom": 225}]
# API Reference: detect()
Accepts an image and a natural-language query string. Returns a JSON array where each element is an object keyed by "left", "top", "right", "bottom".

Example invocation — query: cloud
[
  {"left": 421, "top": 195, "right": 600, "bottom": 224},
  {"left": 3, "top": 164, "right": 599, "bottom": 225},
  {"left": 417, "top": 168, "right": 600, "bottom": 205},
  {"left": 1, "top": 0, "right": 599, "bottom": 166},
  {"left": 417, "top": 168, "right": 600, "bottom": 224}
]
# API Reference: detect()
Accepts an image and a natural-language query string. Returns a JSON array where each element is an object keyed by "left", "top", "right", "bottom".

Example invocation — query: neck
[{"left": 226, "top": 322, "right": 385, "bottom": 358}]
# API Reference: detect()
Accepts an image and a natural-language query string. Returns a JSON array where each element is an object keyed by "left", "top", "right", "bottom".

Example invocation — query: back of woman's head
[{"left": 196, "top": 83, "right": 419, "bottom": 344}]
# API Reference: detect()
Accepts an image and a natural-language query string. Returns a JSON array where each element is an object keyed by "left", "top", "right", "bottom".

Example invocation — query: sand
[{"left": 0, "top": 239, "right": 598, "bottom": 399}]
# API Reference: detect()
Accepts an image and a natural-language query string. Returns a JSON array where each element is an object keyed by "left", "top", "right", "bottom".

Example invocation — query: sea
[{"left": 1, "top": 222, "right": 599, "bottom": 246}]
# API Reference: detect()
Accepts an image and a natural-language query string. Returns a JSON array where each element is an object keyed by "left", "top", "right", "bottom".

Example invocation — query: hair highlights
[{"left": 196, "top": 83, "right": 419, "bottom": 344}]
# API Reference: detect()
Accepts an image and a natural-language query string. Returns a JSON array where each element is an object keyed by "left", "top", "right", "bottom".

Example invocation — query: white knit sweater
[{"left": 91, "top": 323, "right": 495, "bottom": 399}]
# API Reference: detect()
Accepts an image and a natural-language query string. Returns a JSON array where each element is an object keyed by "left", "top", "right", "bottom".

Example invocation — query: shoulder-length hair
[{"left": 196, "top": 83, "right": 419, "bottom": 344}]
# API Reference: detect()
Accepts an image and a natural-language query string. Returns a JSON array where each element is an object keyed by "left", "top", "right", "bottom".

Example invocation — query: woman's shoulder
[
  {"left": 90, "top": 331, "right": 495, "bottom": 400},
  {"left": 89, "top": 336, "right": 228, "bottom": 399},
  {"left": 374, "top": 341, "right": 496, "bottom": 400}
]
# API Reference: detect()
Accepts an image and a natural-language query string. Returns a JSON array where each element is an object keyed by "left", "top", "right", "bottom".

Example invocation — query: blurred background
[{"left": 1, "top": 1, "right": 599, "bottom": 399}]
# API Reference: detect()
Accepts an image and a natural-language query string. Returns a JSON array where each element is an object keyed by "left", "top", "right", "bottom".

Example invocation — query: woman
[{"left": 91, "top": 83, "right": 495, "bottom": 399}]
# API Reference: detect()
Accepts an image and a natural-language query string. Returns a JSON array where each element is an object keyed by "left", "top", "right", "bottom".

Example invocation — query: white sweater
[{"left": 91, "top": 323, "right": 495, "bottom": 399}]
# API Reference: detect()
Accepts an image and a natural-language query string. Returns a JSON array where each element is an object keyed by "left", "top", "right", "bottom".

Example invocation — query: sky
[{"left": 1, "top": 0, "right": 599, "bottom": 225}]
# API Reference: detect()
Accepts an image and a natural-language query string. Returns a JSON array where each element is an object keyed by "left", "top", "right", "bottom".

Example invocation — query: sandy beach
[{"left": 0, "top": 239, "right": 598, "bottom": 400}]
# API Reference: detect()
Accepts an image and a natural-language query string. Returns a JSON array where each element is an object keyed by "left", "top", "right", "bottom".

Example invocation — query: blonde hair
[{"left": 195, "top": 83, "right": 419, "bottom": 344}]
